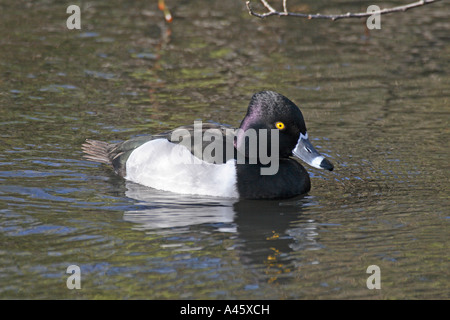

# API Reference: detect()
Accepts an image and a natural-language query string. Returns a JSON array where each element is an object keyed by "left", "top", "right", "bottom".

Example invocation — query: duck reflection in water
[{"left": 123, "top": 182, "right": 322, "bottom": 282}]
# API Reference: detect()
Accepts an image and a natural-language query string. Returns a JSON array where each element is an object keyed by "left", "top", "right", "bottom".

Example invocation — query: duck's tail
[{"left": 81, "top": 139, "right": 115, "bottom": 166}]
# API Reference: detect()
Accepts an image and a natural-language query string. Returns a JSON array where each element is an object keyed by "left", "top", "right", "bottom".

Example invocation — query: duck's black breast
[{"left": 236, "top": 159, "right": 311, "bottom": 199}]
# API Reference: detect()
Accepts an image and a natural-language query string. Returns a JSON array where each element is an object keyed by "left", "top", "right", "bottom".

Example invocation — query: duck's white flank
[{"left": 125, "top": 139, "right": 239, "bottom": 198}]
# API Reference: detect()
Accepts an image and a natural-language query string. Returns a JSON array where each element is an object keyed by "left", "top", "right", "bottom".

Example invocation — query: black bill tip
[{"left": 320, "top": 158, "right": 334, "bottom": 171}]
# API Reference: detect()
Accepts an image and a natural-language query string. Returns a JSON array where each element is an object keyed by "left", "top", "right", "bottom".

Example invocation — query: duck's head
[{"left": 236, "top": 90, "right": 334, "bottom": 171}]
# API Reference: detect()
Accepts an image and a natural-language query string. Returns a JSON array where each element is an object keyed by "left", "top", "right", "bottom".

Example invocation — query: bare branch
[
  {"left": 261, "top": 0, "right": 277, "bottom": 13},
  {"left": 246, "top": 0, "right": 442, "bottom": 21}
]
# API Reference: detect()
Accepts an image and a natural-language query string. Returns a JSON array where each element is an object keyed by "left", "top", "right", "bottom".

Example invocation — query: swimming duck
[{"left": 82, "top": 91, "right": 334, "bottom": 199}]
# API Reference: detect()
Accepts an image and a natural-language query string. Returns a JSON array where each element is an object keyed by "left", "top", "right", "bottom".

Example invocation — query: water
[{"left": 0, "top": 0, "right": 449, "bottom": 299}]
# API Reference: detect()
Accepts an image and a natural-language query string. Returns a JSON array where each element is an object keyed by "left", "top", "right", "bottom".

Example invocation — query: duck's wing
[
  {"left": 166, "top": 123, "right": 237, "bottom": 164},
  {"left": 82, "top": 123, "right": 237, "bottom": 176}
]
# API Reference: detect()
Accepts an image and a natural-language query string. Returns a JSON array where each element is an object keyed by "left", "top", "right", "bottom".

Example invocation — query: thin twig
[
  {"left": 246, "top": 0, "right": 441, "bottom": 21},
  {"left": 282, "top": 0, "right": 287, "bottom": 14}
]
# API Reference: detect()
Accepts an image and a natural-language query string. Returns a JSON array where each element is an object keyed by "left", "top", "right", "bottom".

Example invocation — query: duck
[{"left": 82, "top": 90, "right": 334, "bottom": 199}]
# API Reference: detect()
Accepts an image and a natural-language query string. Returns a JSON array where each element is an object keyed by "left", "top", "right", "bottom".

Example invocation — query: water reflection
[
  {"left": 124, "top": 181, "right": 321, "bottom": 276},
  {"left": 233, "top": 198, "right": 321, "bottom": 278},
  {"left": 123, "top": 182, "right": 237, "bottom": 231}
]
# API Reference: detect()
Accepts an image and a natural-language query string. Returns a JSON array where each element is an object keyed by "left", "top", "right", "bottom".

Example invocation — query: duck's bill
[{"left": 292, "top": 134, "right": 334, "bottom": 171}]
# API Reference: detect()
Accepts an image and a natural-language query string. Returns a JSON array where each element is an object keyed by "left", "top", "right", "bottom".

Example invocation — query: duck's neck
[{"left": 235, "top": 159, "right": 311, "bottom": 199}]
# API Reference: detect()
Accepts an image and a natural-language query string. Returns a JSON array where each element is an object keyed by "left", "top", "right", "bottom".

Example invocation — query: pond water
[{"left": 0, "top": 0, "right": 448, "bottom": 299}]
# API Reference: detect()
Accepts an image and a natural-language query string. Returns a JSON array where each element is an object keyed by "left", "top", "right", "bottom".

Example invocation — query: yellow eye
[{"left": 275, "top": 121, "right": 285, "bottom": 130}]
